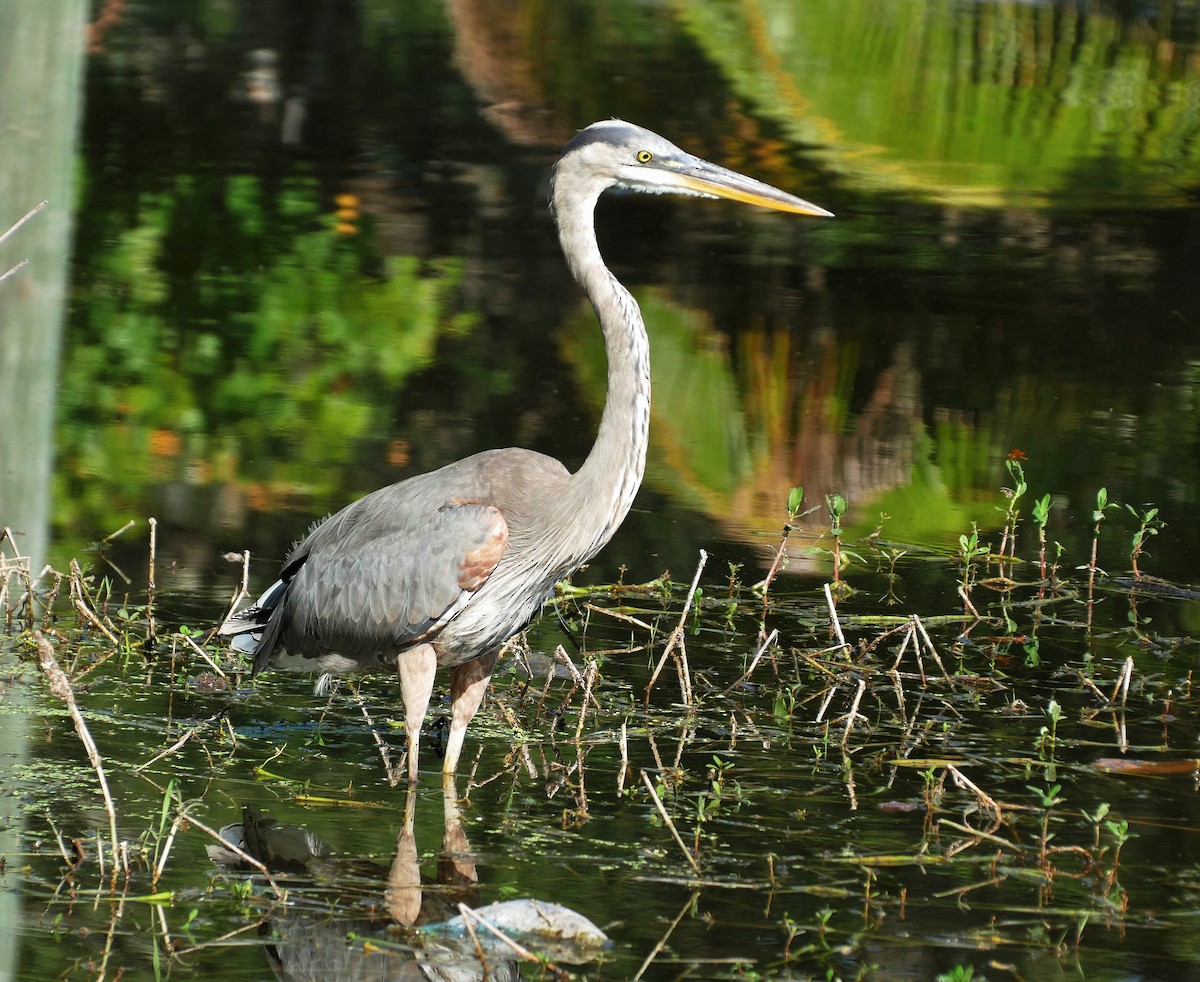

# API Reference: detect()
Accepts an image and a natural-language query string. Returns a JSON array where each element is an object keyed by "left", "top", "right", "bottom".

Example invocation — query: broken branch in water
[{"left": 34, "top": 632, "right": 121, "bottom": 878}]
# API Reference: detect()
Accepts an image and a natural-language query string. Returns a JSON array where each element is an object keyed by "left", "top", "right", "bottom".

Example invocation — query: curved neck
[{"left": 552, "top": 181, "right": 651, "bottom": 563}]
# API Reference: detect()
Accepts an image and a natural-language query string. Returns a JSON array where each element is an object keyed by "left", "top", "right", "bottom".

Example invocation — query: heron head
[{"left": 550, "top": 119, "right": 833, "bottom": 219}]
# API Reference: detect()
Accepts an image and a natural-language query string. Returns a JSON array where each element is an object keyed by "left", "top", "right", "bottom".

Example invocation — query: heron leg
[
  {"left": 397, "top": 643, "right": 437, "bottom": 788},
  {"left": 443, "top": 649, "right": 498, "bottom": 779}
]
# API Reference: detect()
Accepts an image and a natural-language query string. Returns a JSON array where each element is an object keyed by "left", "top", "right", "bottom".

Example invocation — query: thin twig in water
[
  {"left": 146, "top": 517, "right": 158, "bottom": 646},
  {"left": 838, "top": 678, "right": 868, "bottom": 747},
  {"left": 958, "top": 583, "right": 982, "bottom": 622},
  {"left": 640, "top": 769, "right": 702, "bottom": 876},
  {"left": 134, "top": 729, "right": 197, "bottom": 773},
  {"left": 35, "top": 633, "right": 120, "bottom": 874},
  {"left": 69, "top": 561, "right": 121, "bottom": 647},
  {"left": 824, "top": 582, "right": 849, "bottom": 654},
  {"left": 582, "top": 601, "right": 654, "bottom": 631},
  {"left": 180, "top": 632, "right": 229, "bottom": 681},
  {"left": 946, "top": 764, "right": 1003, "bottom": 827},
  {"left": 574, "top": 659, "right": 598, "bottom": 743},
  {"left": 722, "top": 628, "right": 779, "bottom": 695},
  {"left": 356, "top": 697, "right": 404, "bottom": 787},
  {"left": 913, "top": 615, "right": 954, "bottom": 684},
  {"left": 454, "top": 903, "right": 570, "bottom": 979},
  {"left": 497, "top": 701, "right": 537, "bottom": 778},
  {"left": 632, "top": 891, "right": 698, "bottom": 982},
  {"left": 645, "top": 549, "right": 706, "bottom": 705},
  {"left": 617, "top": 721, "right": 629, "bottom": 795},
  {"left": 181, "top": 809, "right": 284, "bottom": 898},
  {"left": 1113, "top": 655, "right": 1134, "bottom": 707}
]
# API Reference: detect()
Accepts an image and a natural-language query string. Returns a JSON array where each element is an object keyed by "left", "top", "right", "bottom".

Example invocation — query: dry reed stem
[
  {"left": 913, "top": 615, "right": 954, "bottom": 684},
  {"left": 182, "top": 810, "right": 284, "bottom": 898},
  {"left": 99, "top": 518, "right": 136, "bottom": 545},
  {"left": 146, "top": 517, "right": 158, "bottom": 645},
  {"left": 632, "top": 890, "right": 698, "bottom": 981},
  {"left": 456, "top": 903, "right": 491, "bottom": 969},
  {"left": 722, "top": 628, "right": 779, "bottom": 695},
  {"left": 497, "top": 701, "right": 537, "bottom": 778},
  {"left": 640, "top": 769, "right": 702, "bottom": 876},
  {"left": 890, "top": 624, "right": 920, "bottom": 679},
  {"left": 454, "top": 902, "right": 570, "bottom": 980},
  {"left": 823, "top": 582, "right": 849, "bottom": 653},
  {"left": 356, "top": 698, "right": 404, "bottom": 787},
  {"left": 581, "top": 601, "right": 654, "bottom": 631},
  {"left": 152, "top": 815, "right": 184, "bottom": 887},
  {"left": 1112, "top": 656, "right": 1134, "bottom": 706},
  {"left": 0, "top": 257, "right": 28, "bottom": 286},
  {"left": 815, "top": 684, "right": 840, "bottom": 723},
  {"left": 180, "top": 632, "right": 229, "bottom": 681},
  {"left": 837, "top": 678, "right": 868, "bottom": 746},
  {"left": 45, "top": 811, "right": 73, "bottom": 867},
  {"left": 35, "top": 632, "right": 121, "bottom": 873},
  {"left": 618, "top": 722, "right": 629, "bottom": 795},
  {"left": 645, "top": 550, "right": 706, "bottom": 705},
  {"left": 134, "top": 729, "right": 196, "bottom": 773},
  {"left": 209, "top": 550, "right": 252, "bottom": 644},
  {"left": 68, "top": 561, "right": 121, "bottom": 647},
  {"left": 0, "top": 201, "right": 47, "bottom": 245},
  {"left": 0, "top": 200, "right": 46, "bottom": 285}
]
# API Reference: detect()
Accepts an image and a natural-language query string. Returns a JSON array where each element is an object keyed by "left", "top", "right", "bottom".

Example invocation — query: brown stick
[
  {"left": 645, "top": 550, "right": 706, "bottom": 704},
  {"left": 69, "top": 560, "right": 121, "bottom": 647},
  {"left": 640, "top": 769, "right": 702, "bottom": 876},
  {"left": 146, "top": 517, "right": 158, "bottom": 645},
  {"left": 722, "top": 628, "right": 779, "bottom": 695},
  {"left": 632, "top": 891, "right": 698, "bottom": 981},
  {"left": 209, "top": 550, "right": 252, "bottom": 644},
  {"left": 34, "top": 633, "right": 120, "bottom": 870}
]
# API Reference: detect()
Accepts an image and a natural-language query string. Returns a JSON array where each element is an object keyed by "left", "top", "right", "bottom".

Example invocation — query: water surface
[{"left": 3, "top": 1, "right": 1200, "bottom": 979}]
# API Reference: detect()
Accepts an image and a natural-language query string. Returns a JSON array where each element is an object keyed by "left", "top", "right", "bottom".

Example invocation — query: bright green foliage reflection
[
  {"left": 57, "top": 175, "right": 473, "bottom": 543},
  {"left": 682, "top": 0, "right": 1200, "bottom": 204}
]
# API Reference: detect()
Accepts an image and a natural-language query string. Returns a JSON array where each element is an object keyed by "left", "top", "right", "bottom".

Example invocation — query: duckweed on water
[{"left": 2, "top": 477, "right": 1200, "bottom": 979}]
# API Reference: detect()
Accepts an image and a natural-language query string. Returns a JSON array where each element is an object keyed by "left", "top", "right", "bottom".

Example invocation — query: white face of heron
[
  {"left": 558, "top": 121, "right": 696, "bottom": 195},
  {"left": 552, "top": 120, "right": 833, "bottom": 218}
]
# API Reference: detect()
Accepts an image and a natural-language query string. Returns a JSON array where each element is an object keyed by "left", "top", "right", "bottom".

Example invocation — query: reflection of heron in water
[
  {"left": 221, "top": 121, "right": 832, "bottom": 786},
  {"left": 211, "top": 781, "right": 608, "bottom": 979}
]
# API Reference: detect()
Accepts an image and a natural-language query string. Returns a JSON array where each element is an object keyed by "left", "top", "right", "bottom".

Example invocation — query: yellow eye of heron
[{"left": 636, "top": 150, "right": 653, "bottom": 163}]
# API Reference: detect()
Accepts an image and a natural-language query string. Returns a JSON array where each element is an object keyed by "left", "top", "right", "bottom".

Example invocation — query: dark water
[{"left": 3, "top": 1, "right": 1200, "bottom": 979}]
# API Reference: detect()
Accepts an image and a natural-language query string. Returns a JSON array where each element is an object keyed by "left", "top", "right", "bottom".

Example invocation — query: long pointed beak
[{"left": 670, "top": 156, "right": 833, "bottom": 218}]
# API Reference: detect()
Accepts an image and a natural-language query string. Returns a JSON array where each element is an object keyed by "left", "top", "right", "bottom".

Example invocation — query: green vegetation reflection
[
  {"left": 680, "top": 0, "right": 1200, "bottom": 205},
  {"left": 58, "top": 174, "right": 474, "bottom": 550}
]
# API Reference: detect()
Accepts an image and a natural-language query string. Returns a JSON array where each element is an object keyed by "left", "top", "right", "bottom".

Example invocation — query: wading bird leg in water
[
  {"left": 398, "top": 644, "right": 437, "bottom": 787},
  {"left": 444, "top": 649, "right": 499, "bottom": 784}
]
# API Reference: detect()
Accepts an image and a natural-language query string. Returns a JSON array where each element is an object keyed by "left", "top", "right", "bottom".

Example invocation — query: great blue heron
[{"left": 220, "top": 120, "right": 832, "bottom": 787}]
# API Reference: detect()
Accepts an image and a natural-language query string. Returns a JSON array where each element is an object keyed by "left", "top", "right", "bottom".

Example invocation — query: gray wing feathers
[{"left": 231, "top": 498, "right": 509, "bottom": 670}]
